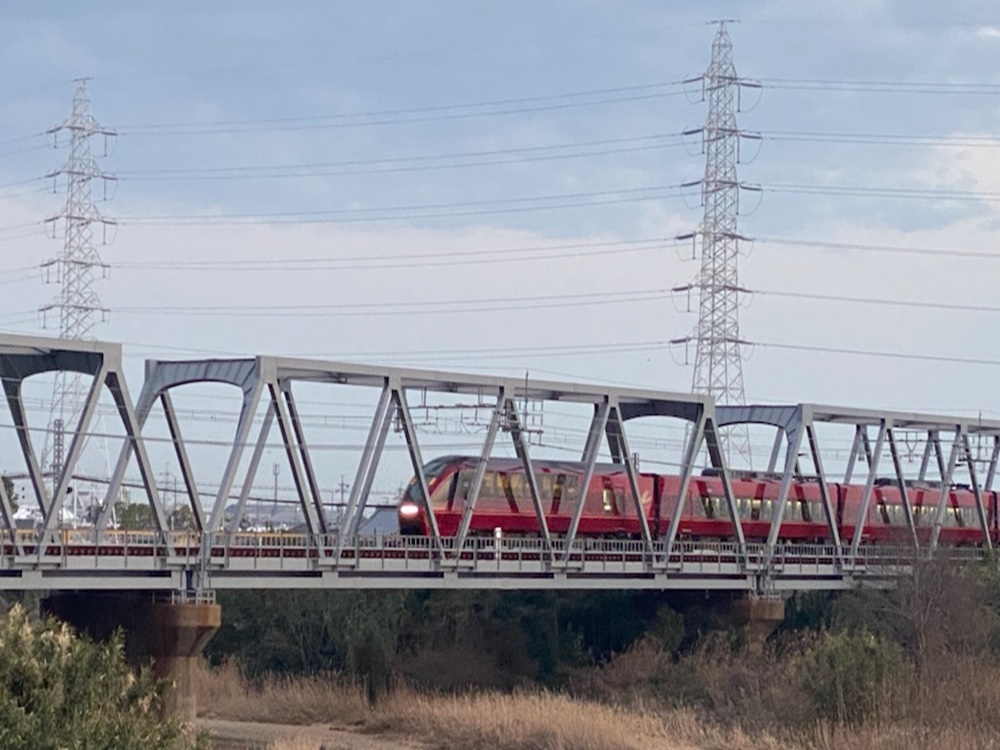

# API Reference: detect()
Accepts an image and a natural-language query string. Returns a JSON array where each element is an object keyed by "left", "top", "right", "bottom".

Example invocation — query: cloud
[{"left": 976, "top": 26, "right": 1000, "bottom": 39}]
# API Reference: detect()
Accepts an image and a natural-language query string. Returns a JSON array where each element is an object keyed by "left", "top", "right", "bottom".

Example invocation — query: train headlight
[{"left": 399, "top": 502, "right": 420, "bottom": 518}]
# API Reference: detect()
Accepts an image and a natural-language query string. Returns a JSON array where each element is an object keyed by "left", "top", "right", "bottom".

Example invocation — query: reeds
[{"left": 198, "top": 651, "right": 1000, "bottom": 750}]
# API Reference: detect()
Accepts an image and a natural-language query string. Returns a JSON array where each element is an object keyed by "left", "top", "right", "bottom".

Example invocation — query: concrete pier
[
  {"left": 41, "top": 591, "right": 221, "bottom": 722},
  {"left": 730, "top": 595, "right": 786, "bottom": 654},
  {"left": 148, "top": 600, "right": 221, "bottom": 721}
]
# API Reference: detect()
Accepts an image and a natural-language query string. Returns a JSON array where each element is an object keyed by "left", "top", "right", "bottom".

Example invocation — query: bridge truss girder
[
  {"left": 0, "top": 334, "right": 995, "bottom": 593},
  {"left": 104, "top": 355, "right": 742, "bottom": 574},
  {"left": 716, "top": 404, "right": 1000, "bottom": 569},
  {"left": 0, "top": 334, "right": 169, "bottom": 557}
]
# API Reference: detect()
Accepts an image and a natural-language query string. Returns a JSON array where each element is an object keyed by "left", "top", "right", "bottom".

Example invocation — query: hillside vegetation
[
  {"left": 0, "top": 604, "right": 197, "bottom": 750},
  {"left": 200, "top": 558, "right": 1000, "bottom": 750}
]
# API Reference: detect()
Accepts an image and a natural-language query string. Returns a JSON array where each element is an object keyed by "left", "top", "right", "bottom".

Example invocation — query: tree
[
  {"left": 116, "top": 502, "right": 154, "bottom": 530},
  {"left": 169, "top": 506, "right": 196, "bottom": 531},
  {"left": 2, "top": 476, "right": 16, "bottom": 513},
  {"left": 0, "top": 604, "right": 197, "bottom": 749}
]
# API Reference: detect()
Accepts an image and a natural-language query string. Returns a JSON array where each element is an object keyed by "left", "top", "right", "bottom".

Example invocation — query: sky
[{"left": 0, "top": 1, "right": 999, "bottom": 515}]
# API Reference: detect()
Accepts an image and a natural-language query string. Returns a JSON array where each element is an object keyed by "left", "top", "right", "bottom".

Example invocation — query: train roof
[{"left": 426, "top": 454, "right": 642, "bottom": 475}]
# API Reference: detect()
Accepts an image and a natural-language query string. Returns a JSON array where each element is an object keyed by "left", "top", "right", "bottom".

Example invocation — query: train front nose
[{"left": 398, "top": 501, "right": 424, "bottom": 535}]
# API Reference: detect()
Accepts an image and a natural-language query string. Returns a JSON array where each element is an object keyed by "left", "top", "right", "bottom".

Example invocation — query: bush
[
  {"left": 0, "top": 604, "right": 196, "bottom": 750},
  {"left": 801, "top": 630, "right": 911, "bottom": 725}
]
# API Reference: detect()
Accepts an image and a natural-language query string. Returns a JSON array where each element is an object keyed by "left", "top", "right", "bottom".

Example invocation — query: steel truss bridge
[{"left": 0, "top": 333, "right": 997, "bottom": 594}]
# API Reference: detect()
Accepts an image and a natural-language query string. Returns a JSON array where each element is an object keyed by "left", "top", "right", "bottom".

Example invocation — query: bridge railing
[{"left": 0, "top": 529, "right": 992, "bottom": 581}]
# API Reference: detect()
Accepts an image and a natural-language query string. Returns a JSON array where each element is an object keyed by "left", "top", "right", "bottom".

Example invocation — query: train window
[
  {"left": 700, "top": 496, "right": 715, "bottom": 519},
  {"left": 498, "top": 473, "right": 518, "bottom": 510},
  {"left": 951, "top": 506, "right": 963, "bottom": 527},
  {"left": 430, "top": 473, "right": 455, "bottom": 507},
  {"left": 508, "top": 473, "right": 525, "bottom": 498},
  {"left": 550, "top": 473, "right": 566, "bottom": 509},
  {"left": 603, "top": 488, "right": 614, "bottom": 513},
  {"left": 749, "top": 499, "right": 761, "bottom": 521},
  {"left": 732, "top": 498, "right": 746, "bottom": 519},
  {"left": 878, "top": 503, "right": 890, "bottom": 525},
  {"left": 480, "top": 472, "right": 495, "bottom": 497},
  {"left": 537, "top": 474, "right": 551, "bottom": 497},
  {"left": 457, "top": 471, "right": 473, "bottom": 503}
]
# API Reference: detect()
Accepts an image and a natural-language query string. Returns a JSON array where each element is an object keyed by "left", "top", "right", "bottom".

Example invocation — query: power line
[
  {"left": 111, "top": 180, "right": 1000, "bottom": 228},
  {"left": 87, "top": 128, "right": 1000, "bottom": 191},
  {"left": 754, "top": 289, "right": 1000, "bottom": 314},
  {"left": 114, "top": 288, "right": 670, "bottom": 317},
  {"left": 117, "top": 184, "right": 685, "bottom": 225},
  {"left": 115, "top": 237, "right": 667, "bottom": 272},
  {"left": 96, "top": 285, "right": 1000, "bottom": 320},
  {"left": 107, "top": 130, "right": 1000, "bottom": 185},
  {"left": 765, "top": 182, "right": 1000, "bottom": 202},
  {"left": 98, "top": 234, "right": 1000, "bottom": 274},
  {"left": 759, "top": 77, "right": 1000, "bottom": 94},
  {"left": 108, "top": 77, "right": 1000, "bottom": 138},
  {"left": 756, "top": 236, "right": 1000, "bottom": 261},
  {"left": 114, "top": 81, "right": 688, "bottom": 136},
  {"left": 755, "top": 342, "right": 1000, "bottom": 368},
  {"left": 763, "top": 130, "right": 1000, "bottom": 148},
  {"left": 116, "top": 133, "right": 685, "bottom": 181}
]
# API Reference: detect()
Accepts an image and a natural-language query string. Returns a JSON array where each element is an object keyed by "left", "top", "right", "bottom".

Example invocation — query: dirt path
[{"left": 197, "top": 719, "right": 426, "bottom": 750}]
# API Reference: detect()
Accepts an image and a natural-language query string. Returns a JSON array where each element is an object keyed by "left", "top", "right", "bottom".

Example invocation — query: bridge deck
[{"left": 0, "top": 533, "right": 978, "bottom": 591}]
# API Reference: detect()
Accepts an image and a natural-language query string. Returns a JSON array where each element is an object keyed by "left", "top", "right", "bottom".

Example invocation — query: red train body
[{"left": 396, "top": 455, "right": 997, "bottom": 545}]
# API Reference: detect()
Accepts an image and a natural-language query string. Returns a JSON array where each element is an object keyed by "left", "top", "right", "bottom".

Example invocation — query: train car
[
  {"left": 397, "top": 456, "right": 1000, "bottom": 547},
  {"left": 396, "top": 455, "right": 656, "bottom": 537},
  {"left": 677, "top": 474, "right": 837, "bottom": 542},
  {"left": 865, "top": 481, "right": 989, "bottom": 545}
]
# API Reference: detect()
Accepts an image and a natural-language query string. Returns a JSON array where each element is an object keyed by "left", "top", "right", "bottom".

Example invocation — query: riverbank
[{"left": 194, "top": 649, "right": 1000, "bottom": 750}]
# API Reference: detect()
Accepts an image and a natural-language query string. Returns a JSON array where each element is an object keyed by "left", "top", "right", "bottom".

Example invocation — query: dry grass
[
  {"left": 372, "top": 689, "right": 694, "bottom": 750},
  {"left": 196, "top": 657, "right": 1000, "bottom": 750},
  {"left": 195, "top": 661, "right": 369, "bottom": 727}
]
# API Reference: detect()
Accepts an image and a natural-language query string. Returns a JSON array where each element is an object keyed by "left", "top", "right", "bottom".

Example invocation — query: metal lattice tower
[
  {"left": 672, "top": 22, "right": 759, "bottom": 465},
  {"left": 40, "top": 79, "right": 116, "bottom": 483}
]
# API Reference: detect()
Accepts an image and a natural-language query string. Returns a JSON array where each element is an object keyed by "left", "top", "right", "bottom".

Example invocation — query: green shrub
[
  {"left": 801, "top": 630, "right": 910, "bottom": 725},
  {"left": 0, "top": 604, "right": 196, "bottom": 750}
]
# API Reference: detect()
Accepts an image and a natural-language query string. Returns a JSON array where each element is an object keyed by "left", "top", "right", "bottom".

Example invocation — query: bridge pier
[
  {"left": 730, "top": 595, "right": 785, "bottom": 654},
  {"left": 41, "top": 591, "right": 221, "bottom": 723}
]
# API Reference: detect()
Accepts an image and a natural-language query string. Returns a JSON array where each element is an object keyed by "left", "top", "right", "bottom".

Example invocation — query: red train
[{"left": 397, "top": 455, "right": 996, "bottom": 545}]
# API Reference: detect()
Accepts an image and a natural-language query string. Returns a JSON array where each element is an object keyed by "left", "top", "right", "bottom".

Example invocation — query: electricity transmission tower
[
  {"left": 40, "top": 78, "right": 116, "bottom": 484},
  {"left": 672, "top": 22, "right": 760, "bottom": 466}
]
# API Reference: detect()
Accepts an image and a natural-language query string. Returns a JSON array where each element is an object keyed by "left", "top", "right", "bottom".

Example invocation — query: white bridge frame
[
  {"left": 0, "top": 334, "right": 991, "bottom": 593},
  {"left": 716, "top": 404, "right": 1000, "bottom": 568}
]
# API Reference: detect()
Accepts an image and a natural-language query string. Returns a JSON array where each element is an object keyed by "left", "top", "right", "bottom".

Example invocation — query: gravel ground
[{"left": 197, "top": 719, "right": 426, "bottom": 750}]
